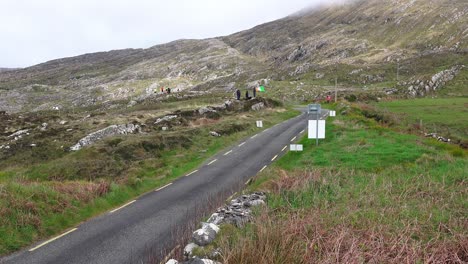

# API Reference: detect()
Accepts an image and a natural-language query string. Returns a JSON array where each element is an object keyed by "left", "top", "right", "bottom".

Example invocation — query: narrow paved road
[{"left": 1, "top": 109, "right": 329, "bottom": 264}]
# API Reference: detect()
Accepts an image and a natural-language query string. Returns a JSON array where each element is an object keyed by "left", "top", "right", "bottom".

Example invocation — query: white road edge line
[
  {"left": 281, "top": 145, "right": 287, "bottom": 152},
  {"left": 260, "top": 165, "right": 267, "bottom": 172},
  {"left": 110, "top": 200, "right": 136, "bottom": 213},
  {"left": 271, "top": 155, "right": 278, "bottom": 161},
  {"left": 238, "top": 142, "right": 246, "bottom": 147},
  {"left": 155, "top": 183, "right": 172, "bottom": 192},
  {"left": 224, "top": 150, "right": 233, "bottom": 156},
  {"left": 207, "top": 159, "right": 217, "bottom": 165},
  {"left": 227, "top": 192, "right": 238, "bottom": 201},
  {"left": 291, "top": 136, "right": 297, "bottom": 142},
  {"left": 251, "top": 134, "right": 258, "bottom": 139},
  {"left": 300, "top": 129, "right": 305, "bottom": 134},
  {"left": 162, "top": 245, "right": 181, "bottom": 263},
  {"left": 29, "top": 228, "right": 78, "bottom": 252},
  {"left": 186, "top": 170, "right": 198, "bottom": 177}
]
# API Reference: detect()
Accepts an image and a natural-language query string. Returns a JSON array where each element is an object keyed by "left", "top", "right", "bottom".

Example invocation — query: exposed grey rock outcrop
[
  {"left": 406, "top": 65, "right": 464, "bottom": 96},
  {"left": 251, "top": 102, "right": 265, "bottom": 111},
  {"left": 154, "top": 115, "right": 178, "bottom": 124},
  {"left": 70, "top": 124, "right": 141, "bottom": 151},
  {"left": 8, "top": 129, "right": 29, "bottom": 139},
  {"left": 198, "top": 107, "right": 217, "bottom": 115}
]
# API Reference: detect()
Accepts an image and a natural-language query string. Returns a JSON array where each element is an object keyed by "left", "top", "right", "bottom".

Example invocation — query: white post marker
[
  {"left": 329, "top": 110, "right": 336, "bottom": 117},
  {"left": 290, "top": 144, "right": 303, "bottom": 152},
  {"left": 308, "top": 120, "right": 326, "bottom": 139},
  {"left": 256, "top": 121, "right": 263, "bottom": 128}
]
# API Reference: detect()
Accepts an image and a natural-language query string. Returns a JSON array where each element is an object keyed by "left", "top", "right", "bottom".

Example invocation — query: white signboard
[
  {"left": 256, "top": 121, "right": 263, "bottom": 128},
  {"left": 290, "top": 144, "right": 303, "bottom": 151},
  {"left": 329, "top": 111, "right": 336, "bottom": 117},
  {"left": 308, "top": 120, "right": 326, "bottom": 139}
]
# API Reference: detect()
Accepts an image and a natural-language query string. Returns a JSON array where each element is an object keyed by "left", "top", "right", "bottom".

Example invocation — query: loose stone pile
[
  {"left": 425, "top": 132, "right": 451, "bottom": 143},
  {"left": 166, "top": 192, "right": 267, "bottom": 264}
]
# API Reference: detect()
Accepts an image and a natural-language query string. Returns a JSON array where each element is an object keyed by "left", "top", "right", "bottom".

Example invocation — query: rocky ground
[{"left": 0, "top": 0, "right": 466, "bottom": 113}]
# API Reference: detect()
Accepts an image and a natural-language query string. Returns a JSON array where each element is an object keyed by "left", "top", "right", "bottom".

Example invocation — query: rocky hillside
[{"left": 1, "top": 0, "right": 466, "bottom": 113}]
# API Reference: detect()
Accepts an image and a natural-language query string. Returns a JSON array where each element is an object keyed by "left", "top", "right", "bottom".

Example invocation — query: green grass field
[
  {"left": 376, "top": 97, "right": 468, "bottom": 141},
  {"left": 216, "top": 102, "right": 467, "bottom": 263}
]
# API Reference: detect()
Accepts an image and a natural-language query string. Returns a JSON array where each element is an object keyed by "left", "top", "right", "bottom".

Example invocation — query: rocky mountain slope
[{"left": 1, "top": 0, "right": 466, "bottom": 113}]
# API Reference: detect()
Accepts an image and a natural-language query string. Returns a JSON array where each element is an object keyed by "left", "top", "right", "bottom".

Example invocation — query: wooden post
[{"left": 335, "top": 77, "right": 338, "bottom": 103}]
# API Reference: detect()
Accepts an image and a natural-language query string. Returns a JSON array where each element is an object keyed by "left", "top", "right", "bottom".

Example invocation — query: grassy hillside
[
  {"left": 1, "top": 0, "right": 467, "bottom": 113},
  {"left": 0, "top": 97, "right": 298, "bottom": 255},
  {"left": 211, "top": 102, "right": 467, "bottom": 263}
]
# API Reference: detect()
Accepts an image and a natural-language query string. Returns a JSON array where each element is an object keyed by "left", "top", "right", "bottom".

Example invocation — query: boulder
[
  {"left": 206, "top": 213, "right": 224, "bottom": 225},
  {"left": 184, "top": 243, "right": 200, "bottom": 258},
  {"left": 184, "top": 258, "right": 221, "bottom": 264},
  {"left": 209, "top": 131, "right": 221, "bottom": 137},
  {"left": 198, "top": 107, "right": 216, "bottom": 115},
  {"left": 251, "top": 102, "right": 265, "bottom": 111},
  {"left": 192, "top": 223, "right": 219, "bottom": 246}
]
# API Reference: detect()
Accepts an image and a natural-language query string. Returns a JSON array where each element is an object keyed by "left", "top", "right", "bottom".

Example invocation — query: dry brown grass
[
  {"left": 219, "top": 208, "right": 467, "bottom": 264},
  {"left": 219, "top": 168, "right": 467, "bottom": 264}
]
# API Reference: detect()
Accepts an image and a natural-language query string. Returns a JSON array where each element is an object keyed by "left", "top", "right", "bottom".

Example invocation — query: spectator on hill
[
  {"left": 236, "top": 89, "right": 241, "bottom": 100},
  {"left": 245, "top": 90, "right": 251, "bottom": 100}
]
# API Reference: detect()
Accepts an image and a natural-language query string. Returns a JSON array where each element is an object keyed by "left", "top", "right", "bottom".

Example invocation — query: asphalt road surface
[{"left": 1, "top": 109, "right": 329, "bottom": 264}]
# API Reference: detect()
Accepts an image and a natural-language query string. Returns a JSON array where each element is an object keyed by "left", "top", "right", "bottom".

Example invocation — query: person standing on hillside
[
  {"left": 236, "top": 89, "right": 241, "bottom": 100},
  {"left": 253, "top": 87, "right": 257, "bottom": 98},
  {"left": 245, "top": 90, "right": 251, "bottom": 100}
]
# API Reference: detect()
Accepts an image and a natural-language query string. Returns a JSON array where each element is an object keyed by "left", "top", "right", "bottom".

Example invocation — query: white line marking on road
[
  {"left": 251, "top": 134, "right": 258, "bottom": 139},
  {"left": 238, "top": 142, "right": 246, "bottom": 147},
  {"left": 281, "top": 145, "right": 287, "bottom": 152},
  {"left": 300, "top": 129, "right": 305, "bottom": 134},
  {"left": 186, "top": 170, "right": 198, "bottom": 177},
  {"left": 224, "top": 150, "right": 233, "bottom": 156},
  {"left": 155, "top": 183, "right": 172, "bottom": 192},
  {"left": 227, "top": 192, "right": 238, "bottom": 201},
  {"left": 291, "top": 136, "right": 297, "bottom": 142},
  {"left": 207, "top": 159, "right": 217, "bottom": 165},
  {"left": 260, "top": 165, "right": 267, "bottom": 172},
  {"left": 110, "top": 200, "right": 136, "bottom": 213},
  {"left": 264, "top": 128, "right": 269, "bottom": 132},
  {"left": 245, "top": 179, "right": 252, "bottom": 185},
  {"left": 271, "top": 155, "right": 278, "bottom": 161},
  {"left": 29, "top": 228, "right": 78, "bottom": 252},
  {"left": 162, "top": 244, "right": 181, "bottom": 263}
]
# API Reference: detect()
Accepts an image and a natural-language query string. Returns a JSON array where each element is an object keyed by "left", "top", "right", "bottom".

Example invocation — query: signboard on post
[
  {"left": 308, "top": 120, "right": 326, "bottom": 139},
  {"left": 329, "top": 111, "right": 336, "bottom": 117},
  {"left": 290, "top": 144, "right": 303, "bottom": 151},
  {"left": 256, "top": 121, "right": 263, "bottom": 128},
  {"left": 308, "top": 104, "right": 321, "bottom": 114},
  {"left": 308, "top": 104, "right": 322, "bottom": 145}
]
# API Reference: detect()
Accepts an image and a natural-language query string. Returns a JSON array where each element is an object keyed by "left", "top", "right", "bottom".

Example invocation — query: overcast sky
[{"left": 0, "top": 0, "right": 335, "bottom": 68}]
